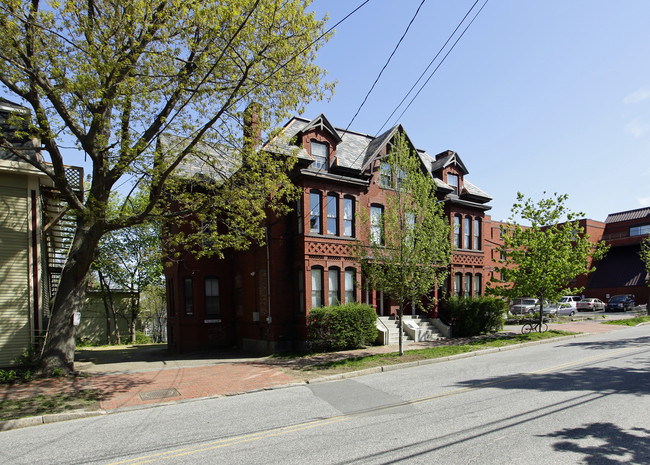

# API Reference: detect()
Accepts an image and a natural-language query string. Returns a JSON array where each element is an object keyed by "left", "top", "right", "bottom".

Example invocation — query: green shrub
[
  {"left": 134, "top": 331, "right": 152, "bottom": 344},
  {"left": 308, "top": 302, "right": 378, "bottom": 352},
  {"left": 439, "top": 296, "right": 507, "bottom": 337}
]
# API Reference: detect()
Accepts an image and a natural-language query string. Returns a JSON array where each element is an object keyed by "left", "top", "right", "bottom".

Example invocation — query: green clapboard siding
[{"left": 0, "top": 182, "right": 30, "bottom": 367}]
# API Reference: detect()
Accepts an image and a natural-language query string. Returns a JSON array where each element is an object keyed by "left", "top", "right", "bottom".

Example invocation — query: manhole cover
[{"left": 139, "top": 388, "right": 181, "bottom": 401}]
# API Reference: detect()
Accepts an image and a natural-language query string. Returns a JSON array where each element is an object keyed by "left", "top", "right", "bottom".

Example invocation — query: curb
[
  {"left": 0, "top": 409, "right": 106, "bottom": 432},
  {"left": 305, "top": 332, "right": 589, "bottom": 384}
]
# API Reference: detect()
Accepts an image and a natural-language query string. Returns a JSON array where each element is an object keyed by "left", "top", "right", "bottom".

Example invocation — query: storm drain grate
[{"left": 139, "top": 388, "right": 181, "bottom": 401}]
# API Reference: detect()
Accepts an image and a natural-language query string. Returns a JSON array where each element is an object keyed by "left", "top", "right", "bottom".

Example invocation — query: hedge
[
  {"left": 438, "top": 296, "right": 507, "bottom": 337},
  {"left": 308, "top": 302, "right": 378, "bottom": 352}
]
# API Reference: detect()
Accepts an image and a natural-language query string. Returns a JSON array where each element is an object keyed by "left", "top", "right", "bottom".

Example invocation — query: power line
[
  {"left": 389, "top": 0, "right": 490, "bottom": 128},
  {"left": 343, "top": 0, "right": 428, "bottom": 134},
  {"left": 375, "top": 0, "right": 482, "bottom": 136}
]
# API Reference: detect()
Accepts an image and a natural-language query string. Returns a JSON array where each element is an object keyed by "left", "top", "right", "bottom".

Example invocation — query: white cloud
[
  {"left": 624, "top": 118, "right": 650, "bottom": 138},
  {"left": 638, "top": 197, "right": 650, "bottom": 207},
  {"left": 624, "top": 88, "right": 650, "bottom": 104}
]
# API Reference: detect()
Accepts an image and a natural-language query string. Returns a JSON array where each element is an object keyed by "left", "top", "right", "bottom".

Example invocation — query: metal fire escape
[{"left": 41, "top": 165, "right": 84, "bottom": 307}]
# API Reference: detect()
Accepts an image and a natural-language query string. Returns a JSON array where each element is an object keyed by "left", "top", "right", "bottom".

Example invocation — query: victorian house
[{"left": 163, "top": 113, "right": 493, "bottom": 353}]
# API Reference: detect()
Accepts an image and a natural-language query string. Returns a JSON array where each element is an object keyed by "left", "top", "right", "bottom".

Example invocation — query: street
[{"left": 2, "top": 325, "right": 649, "bottom": 464}]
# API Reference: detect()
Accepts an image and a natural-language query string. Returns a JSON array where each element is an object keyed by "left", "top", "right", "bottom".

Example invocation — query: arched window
[
  {"left": 310, "top": 140, "right": 328, "bottom": 170},
  {"left": 309, "top": 191, "right": 322, "bottom": 234},
  {"left": 371, "top": 205, "right": 384, "bottom": 245},
  {"left": 326, "top": 193, "right": 338, "bottom": 235},
  {"left": 474, "top": 274, "right": 482, "bottom": 296},
  {"left": 311, "top": 267, "right": 323, "bottom": 308},
  {"left": 328, "top": 267, "right": 340, "bottom": 305},
  {"left": 464, "top": 273, "right": 472, "bottom": 297},
  {"left": 344, "top": 268, "right": 356, "bottom": 303},
  {"left": 454, "top": 273, "right": 462, "bottom": 296},
  {"left": 464, "top": 216, "right": 472, "bottom": 249},
  {"left": 473, "top": 218, "right": 481, "bottom": 250},
  {"left": 343, "top": 196, "right": 355, "bottom": 237},
  {"left": 454, "top": 215, "right": 462, "bottom": 249}
]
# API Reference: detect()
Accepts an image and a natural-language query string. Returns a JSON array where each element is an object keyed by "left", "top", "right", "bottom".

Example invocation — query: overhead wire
[{"left": 375, "top": 0, "right": 482, "bottom": 136}]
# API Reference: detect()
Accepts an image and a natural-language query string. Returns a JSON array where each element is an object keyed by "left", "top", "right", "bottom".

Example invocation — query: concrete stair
[{"left": 377, "top": 315, "right": 445, "bottom": 345}]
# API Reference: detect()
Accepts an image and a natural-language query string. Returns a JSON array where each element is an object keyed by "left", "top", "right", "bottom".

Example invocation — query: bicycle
[{"left": 521, "top": 319, "right": 549, "bottom": 334}]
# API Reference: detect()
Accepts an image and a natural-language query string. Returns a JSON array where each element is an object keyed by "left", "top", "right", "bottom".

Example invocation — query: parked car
[
  {"left": 577, "top": 298, "right": 605, "bottom": 312},
  {"left": 558, "top": 296, "right": 582, "bottom": 309},
  {"left": 605, "top": 294, "right": 635, "bottom": 312},
  {"left": 509, "top": 298, "right": 539, "bottom": 315},
  {"left": 543, "top": 302, "right": 577, "bottom": 317}
]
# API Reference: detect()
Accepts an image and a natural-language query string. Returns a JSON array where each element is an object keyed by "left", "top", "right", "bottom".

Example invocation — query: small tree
[
  {"left": 350, "top": 133, "right": 451, "bottom": 355},
  {"left": 640, "top": 235, "right": 650, "bottom": 290},
  {"left": 488, "top": 192, "right": 609, "bottom": 330}
]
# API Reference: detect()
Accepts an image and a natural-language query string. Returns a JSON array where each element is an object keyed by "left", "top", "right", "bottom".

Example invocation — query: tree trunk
[
  {"left": 398, "top": 302, "right": 404, "bottom": 356},
  {"left": 40, "top": 222, "right": 103, "bottom": 374},
  {"left": 538, "top": 292, "right": 545, "bottom": 332}
]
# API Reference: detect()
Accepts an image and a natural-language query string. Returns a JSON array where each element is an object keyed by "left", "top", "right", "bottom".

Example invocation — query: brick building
[{"left": 163, "top": 114, "right": 494, "bottom": 353}]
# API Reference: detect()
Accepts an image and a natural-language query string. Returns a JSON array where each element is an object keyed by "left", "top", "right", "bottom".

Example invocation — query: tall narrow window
[
  {"left": 371, "top": 205, "right": 384, "bottom": 245},
  {"left": 309, "top": 191, "right": 321, "bottom": 234},
  {"left": 298, "top": 270, "right": 305, "bottom": 313},
  {"left": 205, "top": 278, "right": 220, "bottom": 316},
  {"left": 311, "top": 267, "right": 323, "bottom": 309},
  {"left": 464, "top": 216, "right": 471, "bottom": 249},
  {"left": 406, "top": 211, "right": 415, "bottom": 246},
  {"left": 380, "top": 162, "right": 392, "bottom": 187},
  {"left": 474, "top": 274, "right": 482, "bottom": 296},
  {"left": 454, "top": 273, "right": 462, "bottom": 297},
  {"left": 396, "top": 167, "right": 407, "bottom": 189},
  {"left": 473, "top": 218, "right": 481, "bottom": 250},
  {"left": 327, "top": 194, "right": 338, "bottom": 235},
  {"left": 454, "top": 215, "right": 462, "bottom": 248},
  {"left": 464, "top": 273, "right": 472, "bottom": 297},
  {"left": 311, "top": 141, "right": 328, "bottom": 170},
  {"left": 328, "top": 268, "right": 340, "bottom": 305},
  {"left": 343, "top": 197, "right": 355, "bottom": 237},
  {"left": 296, "top": 197, "right": 303, "bottom": 234},
  {"left": 183, "top": 277, "right": 194, "bottom": 316},
  {"left": 345, "top": 268, "right": 355, "bottom": 303},
  {"left": 448, "top": 174, "right": 459, "bottom": 195}
]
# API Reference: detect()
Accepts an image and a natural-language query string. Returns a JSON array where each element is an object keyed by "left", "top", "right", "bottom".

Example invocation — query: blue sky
[{"left": 302, "top": 0, "right": 650, "bottom": 222}]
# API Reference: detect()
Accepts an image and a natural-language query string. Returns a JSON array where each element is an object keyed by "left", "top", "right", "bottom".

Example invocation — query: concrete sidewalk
[{"left": 0, "top": 317, "right": 633, "bottom": 430}]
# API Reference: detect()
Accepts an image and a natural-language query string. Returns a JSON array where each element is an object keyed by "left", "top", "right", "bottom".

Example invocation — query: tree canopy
[
  {"left": 640, "top": 235, "right": 650, "bottom": 288},
  {"left": 0, "top": 0, "right": 332, "bottom": 372},
  {"left": 488, "top": 192, "right": 609, "bottom": 328},
  {"left": 350, "top": 133, "right": 451, "bottom": 355}
]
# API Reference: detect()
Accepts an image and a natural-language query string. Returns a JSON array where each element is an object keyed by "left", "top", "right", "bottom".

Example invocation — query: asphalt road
[{"left": 2, "top": 325, "right": 650, "bottom": 464}]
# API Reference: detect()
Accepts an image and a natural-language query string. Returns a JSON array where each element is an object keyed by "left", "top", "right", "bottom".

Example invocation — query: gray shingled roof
[{"left": 605, "top": 207, "right": 650, "bottom": 224}]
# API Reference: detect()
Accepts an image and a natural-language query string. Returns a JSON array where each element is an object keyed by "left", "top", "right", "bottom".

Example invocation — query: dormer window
[
  {"left": 447, "top": 173, "right": 459, "bottom": 195},
  {"left": 310, "top": 141, "right": 328, "bottom": 170}
]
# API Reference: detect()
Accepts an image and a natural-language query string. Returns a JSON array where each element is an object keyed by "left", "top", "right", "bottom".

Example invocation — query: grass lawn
[
  {"left": 602, "top": 315, "right": 650, "bottom": 326},
  {"left": 0, "top": 390, "right": 99, "bottom": 422}
]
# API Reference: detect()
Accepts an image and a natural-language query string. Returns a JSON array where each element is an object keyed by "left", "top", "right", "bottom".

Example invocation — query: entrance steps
[{"left": 377, "top": 315, "right": 446, "bottom": 346}]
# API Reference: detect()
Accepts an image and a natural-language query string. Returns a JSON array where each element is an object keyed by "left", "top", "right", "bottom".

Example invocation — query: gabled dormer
[
  {"left": 431, "top": 150, "right": 469, "bottom": 197},
  {"left": 295, "top": 114, "right": 342, "bottom": 171}
]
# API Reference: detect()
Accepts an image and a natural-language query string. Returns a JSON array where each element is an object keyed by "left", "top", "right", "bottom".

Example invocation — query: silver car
[{"left": 510, "top": 298, "right": 539, "bottom": 315}]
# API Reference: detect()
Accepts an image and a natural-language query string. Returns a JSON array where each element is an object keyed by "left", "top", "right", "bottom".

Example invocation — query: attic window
[
  {"left": 310, "top": 141, "right": 328, "bottom": 170},
  {"left": 448, "top": 173, "right": 459, "bottom": 195}
]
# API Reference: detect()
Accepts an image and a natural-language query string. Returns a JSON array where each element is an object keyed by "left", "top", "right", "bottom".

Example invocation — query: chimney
[{"left": 244, "top": 102, "right": 261, "bottom": 152}]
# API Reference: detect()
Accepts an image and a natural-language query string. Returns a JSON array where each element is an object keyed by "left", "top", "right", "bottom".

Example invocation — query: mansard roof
[{"left": 605, "top": 207, "right": 650, "bottom": 224}]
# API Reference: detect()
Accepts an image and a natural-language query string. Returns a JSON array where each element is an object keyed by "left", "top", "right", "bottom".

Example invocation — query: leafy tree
[
  {"left": 0, "top": 0, "right": 332, "bottom": 373},
  {"left": 140, "top": 283, "right": 167, "bottom": 343},
  {"left": 488, "top": 192, "right": 609, "bottom": 330},
  {"left": 640, "top": 235, "right": 650, "bottom": 288},
  {"left": 350, "top": 134, "right": 451, "bottom": 355}
]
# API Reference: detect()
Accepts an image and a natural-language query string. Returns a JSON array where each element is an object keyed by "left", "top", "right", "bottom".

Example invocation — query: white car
[
  {"left": 558, "top": 296, "right": 582, "bottom": 309},
  {"left": 577, "top": 298, "right": 606, "bottom": 312}
]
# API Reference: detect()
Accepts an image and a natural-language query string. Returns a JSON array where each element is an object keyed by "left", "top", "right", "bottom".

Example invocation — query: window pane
[
  {"left": 205, "top": 278, "right": 220, "bottom": 316},
  {"left": 310, "top": 192, "right": 321, "bottom": 233},
  {"left": 448, "top": 174, "right": 459, "bottom": 195},
  {"left": 380, "top": 162, "right": 392, "bottom": 187},
  {"left": 464, "top": 274, "right": 472, "bottom": 297},
  {"left": 454, "top": 273, "right": 462, "bottom": 297},
  {"left": 464, "top": 217, "right": 471, "bottom": 249},
  {"left": 343, "top": 197, "right": 354, "bottom": 237},
  {"left": 474, "top": 274, "right": 482, "bottom": 296},
  {"left": 473, "top": 218, "right": 481, "bottom": 250},
  {"left": 311, "top": 268, "right": 322, "bottom": 308},
  {"left": 345, "top": 269, "right": 355, "bottom": 303},
  {"left": 311, "top": 141, "right": 327, "bottom": 170},
  {"left": 328, "top": 268, "right": 339, "bottom": 305},
  {"left": 454, "top": 215, "right": 461, "bottom": 248},
  {"left": 371, "top": 206, "right": 383, "bottom": 245},
  {"left": 327, "top": 194, "right": 338, "bottom": 235},
  {"left": 183, "top": 277, "right": 194, "bottom": 316}
]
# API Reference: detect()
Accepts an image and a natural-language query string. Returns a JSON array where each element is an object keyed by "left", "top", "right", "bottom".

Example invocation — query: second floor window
[
  {"left": 448, "top": 173, "right": 459, "bottom": 195},
  {"left": 380, "top": 162, "right": 392, "bottom": 187},
  {"left": 183, "top": 277, "right": 194, "bottom": 316},
  {"left": 371, "top": 205, "right": 384, "bottom": 245},
  {"left": 327, "top": 194, "right": 338, "bottom": 235},
  {"left": 205, "top": 278, "right": 220, "bottom": 316},
  {"left": 343, "top": 197, "right": 355, "bottom": 237},
  {"left": 473, "top": 218, "right": 481, "bottom": 250},
  {"left": 310, "top": 191, "right": 321, "bottom": 233},
  {"left": 464, "top": 216, "right": 471, "bottom": 249},
  {"left": 454, "top": 215, "right": 462, "bottom": 248},
  {"left": 311, "top": 141, "right": 328, "bottom": 170}
]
